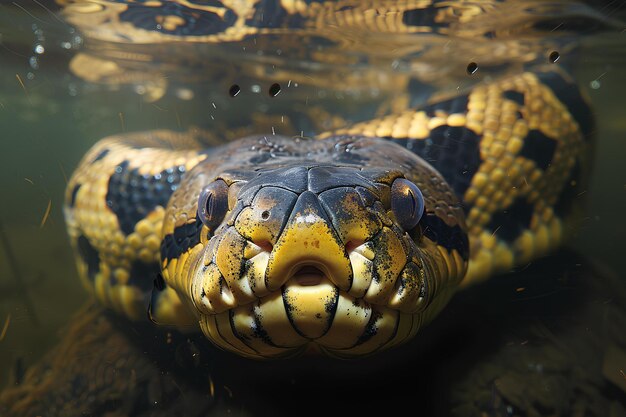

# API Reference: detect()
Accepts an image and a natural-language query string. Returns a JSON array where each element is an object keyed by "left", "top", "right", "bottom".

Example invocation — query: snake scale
[{"left": 54, "top": 0, "right": 596, "bottom": 360}]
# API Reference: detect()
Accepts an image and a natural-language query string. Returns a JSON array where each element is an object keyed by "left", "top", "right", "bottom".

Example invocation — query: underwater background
[{"left": 0, "top": 1, "right": 624, "bottom": 415}]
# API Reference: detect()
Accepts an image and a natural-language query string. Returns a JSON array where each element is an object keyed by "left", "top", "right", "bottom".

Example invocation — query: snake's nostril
[
  {"left": 254, "top": 240, "right": 273, "bottom": 252},
  {"left": 345, "top": 239, "right": 365, "bottom": 254}
]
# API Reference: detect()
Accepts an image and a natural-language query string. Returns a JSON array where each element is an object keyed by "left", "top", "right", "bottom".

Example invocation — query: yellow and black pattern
[
  {"left": 149, "top": 136, "right": 469, "bottom": 358},
  {"left": 61, "top": 1, "right": 594, "bottom": 359},
  {"left": 57, "top": 0, "right": 574, "bottom": 105},
  {"left": 57, "top": 0, "right": 521, "bottom": 43},
  {"left": 64, "top": 67, "right": 592, "bottom": 358},
  {"left": 331, "top": 67, "right": 592, "bottom": 286},
  {"left": 64, "top": 130, "right": 210, "bottom": 322}
]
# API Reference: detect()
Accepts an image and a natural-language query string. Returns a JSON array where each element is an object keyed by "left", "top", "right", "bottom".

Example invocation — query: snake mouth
[
  {"left": 191, "top": 236, "right": 442, "bottom": 359},
  {"left": 186, "top": 211, "right": 459, "bottom": 358},
  {"left": 291, "top": 265, "right": 325, "bottom": 287}
]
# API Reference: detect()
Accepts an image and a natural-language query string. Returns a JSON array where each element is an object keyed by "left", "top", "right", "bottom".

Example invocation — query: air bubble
[
  {"left": 269, "top": 83, "right": 281, "bottom": 97},
  {"left": 251, "top": 84, "right": 261, "bottom": 93},
  {"left": 72, "top": 35, "right": 83, "bottom": 48},
  {"left": 466, "top": 62, "right": 478, "bottom": 75},
  {"left": 549, "top": 51, "right": 560, "bottom": 63},
  {"left": 34, "top": 44, "right": 44, "bottom": 54},
  {"left": 176, "top": 88, "right": 194, "bottom": 100},
  {"left": 590, "top": 80, "right": 601, "bottom": 89},
  {"left": 229, "top": 84, "right": 241, "bottom": 97}
]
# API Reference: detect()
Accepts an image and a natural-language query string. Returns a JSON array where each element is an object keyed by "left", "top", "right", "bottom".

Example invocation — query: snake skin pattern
[
  {"left": 64, "top": 68, "right": 592, "bottom": 359},
  {"left": 52, "top": 0, "right": 596, "bottom": 359}
]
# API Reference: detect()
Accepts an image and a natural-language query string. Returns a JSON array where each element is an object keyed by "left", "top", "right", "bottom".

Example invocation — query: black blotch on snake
[
  {"left": 520, "top": 129, "right": 557, "bottom": 170},
  {"left": 160, "top": 217, "right": 204, "bottom": 262},
  {"left": 503, "top": 90, "right": 525, "bottom": 106},
  {"left": 128, "top": 260, "right": 161, "bottom": 292},
  {"left": 106, "top": 161, "right": 185, "bottom": 235},
  {"left": 486, "top": 197, "right": 534, "bottom": 242},
  {"left": 69, "top": 184, "right": 81, "bottom": 207},
  {"left": 535, "top": 71, "right": 593, "bottom": 138},
  {"left": 395, "top": 125, "right": 481, "bottom": 200},
  {"left": 421, "top": 214, "right": 469, "bottom": 260},
  {"left": 77, "top": 235, "right": 100, "bottom": 281}
]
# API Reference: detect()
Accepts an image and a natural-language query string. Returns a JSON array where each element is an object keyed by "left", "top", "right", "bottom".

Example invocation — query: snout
[{"left": 266, "top": 190, "right": 353, "bottom": 291}]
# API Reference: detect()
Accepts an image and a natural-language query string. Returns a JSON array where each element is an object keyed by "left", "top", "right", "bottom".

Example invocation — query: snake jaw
[
  {"left": 388, "top": 256, "right": 429, "bottom": 314},
  {"left": 191, "top": 260, "right": 228, "bottom": 315},
  {"left": 191, "top": 226, "right": 271, "bottom": 315},
  {"left": 349, "top": 241, "right": 375, "bottom": 260},
  {"left": 346, "top": 250, "right": 374, "bottom": 298},
  {"left": 345, "top": 229, "right": 432, "bottom": 314},
  {"left": 190, "top": 220, "right": 438, "bottom": 358}
]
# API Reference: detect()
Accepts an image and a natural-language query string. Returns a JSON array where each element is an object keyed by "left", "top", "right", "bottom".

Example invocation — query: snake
[{"left": 57, "top": 0, "right": 595, "bottom": 360}]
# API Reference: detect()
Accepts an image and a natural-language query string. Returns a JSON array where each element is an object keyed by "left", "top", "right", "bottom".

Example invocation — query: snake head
[{"left": 160, "top": 136, "right": 469, "bottom": 359}]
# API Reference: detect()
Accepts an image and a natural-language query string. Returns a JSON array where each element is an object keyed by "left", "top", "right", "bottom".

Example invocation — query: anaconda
[
  {"left": 9, "top": 1, "right": 623, "bottom": 415},
  {"left": 0, "top": 1, "right": 625, "bottom": 416},
  {"left": 63, "top": 64, "right": 591, "bottom": 359},
  {"left": 4, "top": 0, "right": 624, "bottom": 415}
]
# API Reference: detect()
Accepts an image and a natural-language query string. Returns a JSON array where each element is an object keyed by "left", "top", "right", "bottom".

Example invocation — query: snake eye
[
  {"left": 197, "top": 179, "right": 229, "bottom": 229},
  {"left": 391, "top": 178, "right": 425, "bottom": 231}
]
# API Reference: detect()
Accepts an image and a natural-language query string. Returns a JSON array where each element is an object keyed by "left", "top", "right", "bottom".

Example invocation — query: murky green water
[{"left": 0, "top": 1, "right": 625, "bottom": 415}]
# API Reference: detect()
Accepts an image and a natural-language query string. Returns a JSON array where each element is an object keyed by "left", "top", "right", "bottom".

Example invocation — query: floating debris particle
[
  {"left": 0, "top": 314, "right": 10, "bottom": 341},
  {"left": 119, "top": 112, "right": 126, "bottom": 131},
  {"left": 40, "top": 199, "right": 52, "bottom": 228},
  {"left": 15, "top": 73, "right": 31, "bottom": 104}
]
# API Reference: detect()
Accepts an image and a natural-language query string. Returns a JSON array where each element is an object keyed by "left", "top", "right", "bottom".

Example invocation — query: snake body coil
[{"left": 64, "top": 67, "right": 592, "bottom": 358}]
